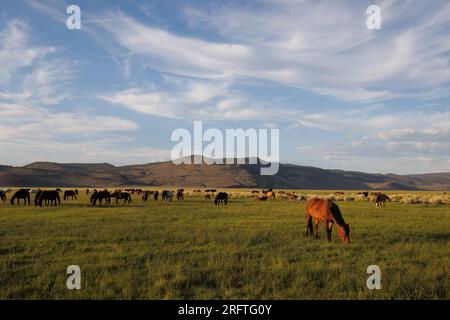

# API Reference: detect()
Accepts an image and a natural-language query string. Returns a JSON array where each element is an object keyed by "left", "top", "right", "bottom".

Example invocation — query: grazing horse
[
  {"left": 10, "top": 189, "right": 31, "bottom": 205},
  {"left": 161, "top": 190, "right": 173, "bottom": 202},
  {"left": 34, "top": 190, "right": 43, "bottom": 206},
  {"left": 375, "top": 193, "right": 390, "bottom": 208},
  {"left": 64, "top": 190, "right": 77, "bottom": 200},
  {"left": 214, "top": 192, "right": 228, "bottom": 206},
  {"left": 91, "top": 190, "right": 111, "bottom": 206},
  {"left": 263, "top": 189, "right": 276, "bottom": 199},
  {"left": 0, "top": 190, "right": 7, "bottom": 203},
  {"left": 153, "top": 190, "right": 159, "bottom": 201},
  {"left": 176, "top": 190, "right": 184, "bottom": 201},
  {"left": 111, "top": 192, "right": 132, "bottom": 205},
  {"left": 306, "top": 198, "right": 350, "bottom": 244},
  {"left": 256, "top": 195, "right": 268, "bottom": 201},
  {"left": 334, "top": 192, "right": 345, "bottom": 197},
  {"left": 142, "top": 191, "right": 152, "bottom": 202},
  {"left": 37, "top": 190, "right": 61, "bottom": 207}
]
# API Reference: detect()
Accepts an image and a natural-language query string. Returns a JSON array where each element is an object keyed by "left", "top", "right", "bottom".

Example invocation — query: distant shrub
[
  {"left": 400, "top": 195, "right": 420, "bottom": 204},
  {"left": 355, "top": 194, "right": 368, "bottom": 201}
]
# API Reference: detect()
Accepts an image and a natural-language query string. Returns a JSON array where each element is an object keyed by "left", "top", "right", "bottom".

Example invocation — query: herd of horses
[{"left": 0, "top": 188, "right": 398, "bottom": 244}]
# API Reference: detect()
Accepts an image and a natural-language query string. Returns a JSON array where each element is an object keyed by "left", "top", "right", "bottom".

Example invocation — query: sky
[{"left": 0, "top": 0, "right": 449, "bottom": 174}]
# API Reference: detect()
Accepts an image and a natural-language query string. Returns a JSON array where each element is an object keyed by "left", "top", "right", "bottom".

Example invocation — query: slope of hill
[{"left": 0, "top": 159, "right": 449, "bottom": 190}]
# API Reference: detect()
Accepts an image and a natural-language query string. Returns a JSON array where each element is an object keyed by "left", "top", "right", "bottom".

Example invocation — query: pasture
[{"left": 0, "top": 189, "right": 449, "bottom": 299}]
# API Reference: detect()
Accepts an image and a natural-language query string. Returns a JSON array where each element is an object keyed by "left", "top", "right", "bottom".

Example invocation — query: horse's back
[{"left": 306, "top": 198, "right": 334, "bottom": 221}]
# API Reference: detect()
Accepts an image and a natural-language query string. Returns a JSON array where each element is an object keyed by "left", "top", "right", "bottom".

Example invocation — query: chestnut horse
[
  {"left": 263, "top": 189, "right": 276, "bottom": 199},
  {"left": 306, "top": 198, "right": 350, "bottom": 244}
]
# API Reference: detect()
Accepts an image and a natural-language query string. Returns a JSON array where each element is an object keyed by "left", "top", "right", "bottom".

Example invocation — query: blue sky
[{"left": 0, "top": 0, "right": 449, "bottom": 174}]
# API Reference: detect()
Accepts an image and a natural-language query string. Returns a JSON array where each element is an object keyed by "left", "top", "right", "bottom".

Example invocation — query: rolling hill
[{"left": 0, "top": 158, "right": 449, "bottom": 190}]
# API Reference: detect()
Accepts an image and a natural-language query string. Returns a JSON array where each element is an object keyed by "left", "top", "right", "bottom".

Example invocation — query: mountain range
[{"left": 0, "top": 157, "right": 449, "bottom": 190}]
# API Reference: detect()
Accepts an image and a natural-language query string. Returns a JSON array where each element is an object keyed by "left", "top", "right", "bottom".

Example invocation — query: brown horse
[
  {"left": 306, "top": 198, "right": 350, "bottom": 244},
  {"left": 263, "top": 189, "right": 276, "bottom": 199},
  {"left": 111, "top": 191, "right": 132, "bottom": 205}
]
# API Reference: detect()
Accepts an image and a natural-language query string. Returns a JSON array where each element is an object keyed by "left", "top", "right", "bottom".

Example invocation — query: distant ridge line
[{"left": 0, "top": 158, "right": 449, "bottom": 190}]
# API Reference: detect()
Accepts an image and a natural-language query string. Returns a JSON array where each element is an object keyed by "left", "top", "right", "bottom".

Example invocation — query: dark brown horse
[
  {"left": 10, "top": 189, "right": 31, "bottom": 205},
  {"left": 153, "top": 190, "right": 159, "bottom": 201},
  {"left": 176, "top": 190, "right": 184, "bottom": 201},
  {"left": 91, "top": 190, "right": 111, "bottom": 206},
  {"left": 64, "top": 190, "right": 77, "bottom": 200},
  {"left": 0, "top": 190, "right": 6, "bottom": 203},
  {"left": 306, "top": 198, "right": 350, "bottom": 244},
  {"left": 36, "top": 190, "right": 61, "bottom": 207},
  {"left": 161, "top": 190, "right": 173, "bottom": 202},
  {"left": 142, "top": 191, "right": 152, "bottom": 202},
  {"left": 375, "top": 193, "right": 390, "bottom": 208},
  {"left": 214, "top": 192, "right": 228, "bottom": 205},
  {"left": 111, "top": 191, "right": 132, "bottom": 205}
]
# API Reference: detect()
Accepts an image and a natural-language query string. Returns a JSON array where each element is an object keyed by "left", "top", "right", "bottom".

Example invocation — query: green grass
[{"left": 0, "top": 192, "right": 449, "bottom": 299}]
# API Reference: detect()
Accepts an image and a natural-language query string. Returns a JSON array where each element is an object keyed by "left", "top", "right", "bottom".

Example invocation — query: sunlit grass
[{"left": 0, "top": 191, "right": 448, "bottom": 299}]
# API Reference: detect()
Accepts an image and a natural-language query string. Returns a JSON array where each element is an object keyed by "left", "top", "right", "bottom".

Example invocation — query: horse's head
[{"left": 338, "top": 223, "right": 350, "bottom": 244}]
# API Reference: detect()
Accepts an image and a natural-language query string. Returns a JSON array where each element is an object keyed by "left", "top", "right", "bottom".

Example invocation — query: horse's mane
[{"left": 329, "top": 200, "right": 347, "bottom": 227}]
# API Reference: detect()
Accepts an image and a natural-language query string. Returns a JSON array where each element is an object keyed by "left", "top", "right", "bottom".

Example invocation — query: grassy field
[{"left": 0, "top": 190, "right": 449, "bottom": 299}]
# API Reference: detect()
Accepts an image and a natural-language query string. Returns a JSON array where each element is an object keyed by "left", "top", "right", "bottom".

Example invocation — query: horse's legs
[
  {"left": 306, "top": 214, "right": 313, "bottom": 237},
  {"left": 314, "top": 220, "right": 320, "bottom": 239},
  {"left": 326, "top": 221, "right": 334, "bottom": 242}
]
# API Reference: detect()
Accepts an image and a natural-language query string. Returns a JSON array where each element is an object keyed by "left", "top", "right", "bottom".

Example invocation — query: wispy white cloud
[
  {"left": 89, "top": 1, "right": 450, "bottom": 102},
  {"left": 0, "top": 19, "right": 56, "bottom": 84},
  {"left": 0, "top": 20, "right": 72, "bottom": 105}
]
